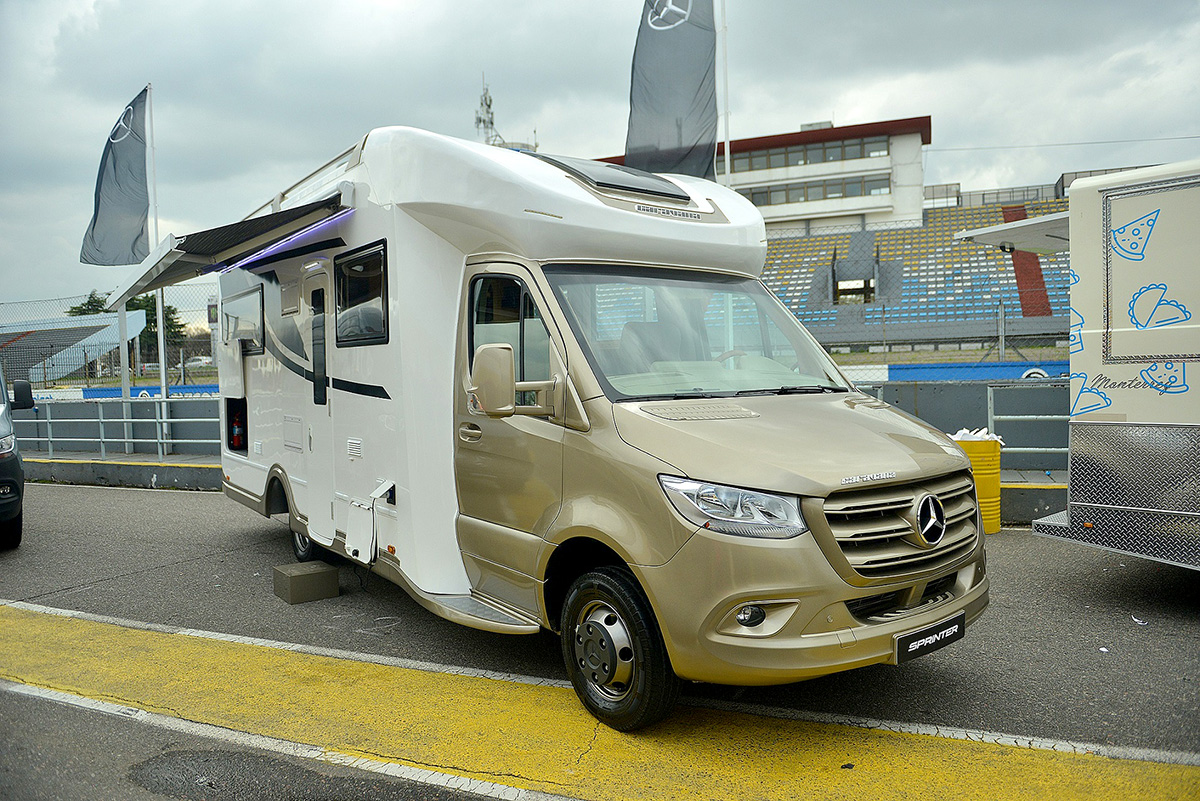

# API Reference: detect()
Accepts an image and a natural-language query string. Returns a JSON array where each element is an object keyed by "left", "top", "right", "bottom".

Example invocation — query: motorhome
[
  {"left": 110, "top": 127, "right": 989, "bottom": 729},
  {"left": 0, "top": 362, "right": 34, "bottom": 548},
  {"left": 959, "top": 159, "right": 1199, "bottom": 571}
]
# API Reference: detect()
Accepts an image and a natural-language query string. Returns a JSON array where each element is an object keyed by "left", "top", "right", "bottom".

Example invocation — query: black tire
[
  {"left": 0, "top": 513, "right": 21, "bottom": 550},
  {"left": 560, "top": 566, "right": 681, "bottom": 731},
  {"left": 291, "top": 523, "right": 318, "bottom": 562}
]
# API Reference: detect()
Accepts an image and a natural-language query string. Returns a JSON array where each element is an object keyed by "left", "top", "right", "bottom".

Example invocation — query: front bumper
[
  {"left": 637, "top": 524, "right": 989, "bottom": 686},
  {"left": 0, "top": 451, "right": 24, "bottom": 523}
]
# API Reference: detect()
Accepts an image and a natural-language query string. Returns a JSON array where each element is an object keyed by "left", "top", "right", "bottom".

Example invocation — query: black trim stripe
[{"left": 263, "top": 334, "right": 390, "bottom": 401}]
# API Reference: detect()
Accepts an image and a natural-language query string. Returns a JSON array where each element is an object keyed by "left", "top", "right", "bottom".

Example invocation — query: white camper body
[
  {"left": 212, "top": 128, "right": 767, "bottom": 627},
  {"left": 962, "top": 159, "right": 1200, "bottom": 570},
  {"left": 112, "top": 127, "right": 989, "bottom": 729}
]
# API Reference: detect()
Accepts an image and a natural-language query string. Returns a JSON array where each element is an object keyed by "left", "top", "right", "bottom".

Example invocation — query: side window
[
  {"left": 222, "top": 287, "right": 264, "bottom": 354},
  {"left": 471, "top": 275, "right": 551, "bottom": 404},
  {"left": 335, "top": 242, "right": 387, "bottom": 346}
]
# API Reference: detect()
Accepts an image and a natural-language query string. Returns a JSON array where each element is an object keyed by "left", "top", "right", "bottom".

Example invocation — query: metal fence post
[
  {"left": 45, "top": 403, "right": 54, "bottom": 458},
  {"left": 155, "top": 399, "right": 164, "bottom": 460},
  {"left": 998, "top": 301, "right": 1006, "bottom": 361},
  {"left": 97, "top": 401, "right": 106, "bottom": 460}
]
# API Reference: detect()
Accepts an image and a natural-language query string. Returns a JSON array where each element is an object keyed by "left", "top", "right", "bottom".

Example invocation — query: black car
[{"left": 1, "top": 365, "right": 34, "bottom": 549}]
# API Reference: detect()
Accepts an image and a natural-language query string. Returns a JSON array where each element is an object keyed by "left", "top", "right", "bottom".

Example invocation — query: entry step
[{"left": 1032, "top": 509, "right": 1069, "bottom": 537}]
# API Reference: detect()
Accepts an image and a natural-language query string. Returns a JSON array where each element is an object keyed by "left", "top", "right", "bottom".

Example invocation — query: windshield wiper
[
  {"left": 622, "top": 390, "right": 734, "bottom": 402},
  {"left": 736, "top": 385, "right": 847, "bottom": 396}
]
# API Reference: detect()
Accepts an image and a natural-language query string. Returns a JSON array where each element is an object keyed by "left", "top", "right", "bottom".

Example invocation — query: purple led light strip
[{"left": 220, "top": 207, "right": 354, "bottom": 273}]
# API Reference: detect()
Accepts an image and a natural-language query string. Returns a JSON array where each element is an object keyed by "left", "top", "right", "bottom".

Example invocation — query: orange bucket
[{"left": 958, "top": 439, "right": 1001, "bottom": 534}]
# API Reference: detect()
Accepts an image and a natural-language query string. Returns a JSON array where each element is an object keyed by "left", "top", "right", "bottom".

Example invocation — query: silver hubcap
[
  {"left": 293, "top": 531, "right": 310, "bottom": 553},
  {"left": 573, "top": 601, "right": 636, "bottom": 700}
]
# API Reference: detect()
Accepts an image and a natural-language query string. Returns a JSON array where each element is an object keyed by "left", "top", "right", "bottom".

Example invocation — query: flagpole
[
  {"left": 146, "top": 83, "right": 171, "bottom": 453},
  {"left": 719, "top": 0, "right": 731, "bottom": 187}
]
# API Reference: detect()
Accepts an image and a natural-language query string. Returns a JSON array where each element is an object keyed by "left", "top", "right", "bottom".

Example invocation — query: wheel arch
[{"left": 542, "top": 535, "right": 627, "bottom": 632}]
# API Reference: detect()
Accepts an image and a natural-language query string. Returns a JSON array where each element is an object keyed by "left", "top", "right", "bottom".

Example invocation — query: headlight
[
  {"left": 0, "top": 434, "right": 14, "bottom": 455},
  {"left": 659, "top": 475, "right": 808, "bottom": 539}
]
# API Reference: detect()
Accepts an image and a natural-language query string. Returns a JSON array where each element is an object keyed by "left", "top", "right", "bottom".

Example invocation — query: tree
[
  {"left": 65, "top": 290, "right": 110, "bottom": 316},
  {"left": 128, "top": 293, "right": 186, "bottom": 359}
]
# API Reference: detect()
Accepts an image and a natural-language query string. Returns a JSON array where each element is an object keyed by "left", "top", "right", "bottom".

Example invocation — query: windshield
[{"left": 543, "top": 265, "right": 849, "bottom": 401}]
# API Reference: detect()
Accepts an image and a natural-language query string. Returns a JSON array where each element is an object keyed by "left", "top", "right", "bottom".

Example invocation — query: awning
[
  {"left": 106, "top": 190, "right": 349, "bottom": 310},
  {"left": 955, "top": 211, "right": 1069, "bottom": 255}
]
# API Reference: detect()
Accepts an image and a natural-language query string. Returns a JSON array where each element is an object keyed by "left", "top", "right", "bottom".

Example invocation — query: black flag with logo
[
  {"left": 624, "top": 0, "right": 717, "bottom": 179},
  {"left": 81, "top": 87, "right": 150, "bottom": 265}
]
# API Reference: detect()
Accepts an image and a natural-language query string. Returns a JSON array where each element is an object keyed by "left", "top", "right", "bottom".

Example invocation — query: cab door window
[{"left": 471, "top": 276, "right": 550, "bottom": 405}]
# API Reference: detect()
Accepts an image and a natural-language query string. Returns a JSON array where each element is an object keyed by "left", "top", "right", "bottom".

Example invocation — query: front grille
[
  {"left": 845, "top": 572, "right": 960, "bottom": 623},
  {"left": 822, "top": 471, "right": 978, "bottom": 579}
]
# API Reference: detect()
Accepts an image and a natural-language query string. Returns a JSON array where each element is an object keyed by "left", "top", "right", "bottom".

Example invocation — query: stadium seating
[{"left": 762, "top": 200, "right": 1071, "bottom": 330}]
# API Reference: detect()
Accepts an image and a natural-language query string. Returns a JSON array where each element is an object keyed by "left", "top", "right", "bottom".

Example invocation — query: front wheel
[{"left": 560, "top": 566, "right": 681, "bottom": 731}]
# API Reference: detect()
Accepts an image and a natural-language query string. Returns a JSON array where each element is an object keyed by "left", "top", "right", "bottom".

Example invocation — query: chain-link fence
[
  {"left": 762, "top": 201, "right": 1071, "bottom": 383},
  {"left": 0, "top": 281, "right": 218, "bottom": 389}
]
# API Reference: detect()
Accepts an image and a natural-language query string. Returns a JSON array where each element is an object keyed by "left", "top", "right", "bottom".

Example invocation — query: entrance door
[
  {"left": 302, "top": 270, "right": 336, "bottom": 546},
  {"left": 454, "top": 268, "right": 564, "bottom": 541}
]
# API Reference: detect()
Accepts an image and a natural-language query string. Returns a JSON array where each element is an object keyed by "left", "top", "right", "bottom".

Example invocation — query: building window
[
  {"left": 715, "top": 134, "right": 893, "bottom": 176},
  {"left": 737, "top": 175, "right": 891, "bottom": 208}
]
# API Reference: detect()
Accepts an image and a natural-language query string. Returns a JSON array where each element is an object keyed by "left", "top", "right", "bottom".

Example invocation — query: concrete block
[{"left": 273, "top": 561, "right": 339, "bottom": 604}]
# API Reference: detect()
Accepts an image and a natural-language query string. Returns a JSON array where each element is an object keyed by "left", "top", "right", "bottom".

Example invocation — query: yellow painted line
[
  {"left": 0, "top": 604, "right": 1195, "bottom": 800},
  {"left": 23, "top": 458, "right": 220, "bottom": 469}
]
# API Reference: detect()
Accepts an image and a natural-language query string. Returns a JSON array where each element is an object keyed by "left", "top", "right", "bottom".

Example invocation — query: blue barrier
[
  {"left": 887, "top": 361, "right": 1069, "bottom": 381},
  {"left": 82, "top": 384, "right": 219, "bottom": 399}
]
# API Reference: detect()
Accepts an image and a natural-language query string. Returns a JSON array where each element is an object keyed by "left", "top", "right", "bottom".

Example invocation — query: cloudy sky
[{"left": 2, "top": 0, "right": 1198, "bottom": 304}]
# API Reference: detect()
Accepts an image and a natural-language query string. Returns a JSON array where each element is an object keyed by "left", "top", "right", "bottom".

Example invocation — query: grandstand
[
  {"left": 760, "top": 199, "right": 1071, "bottom": 353},
  {"left": 0, "top": 301, "right": 146, "bottom": 384}
]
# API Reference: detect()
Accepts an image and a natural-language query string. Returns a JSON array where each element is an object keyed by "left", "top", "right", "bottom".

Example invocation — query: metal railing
[
  {"left": 13, "top": 397, "right": 219, "bottom": 459},
  {"left": 986, "top": 384, "right": 1069, "bottom": 457}
]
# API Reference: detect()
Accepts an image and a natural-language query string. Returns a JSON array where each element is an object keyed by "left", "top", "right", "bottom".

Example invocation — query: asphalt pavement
[{"left": 1, "top": 483, "right": 1197, "bottom": 799}]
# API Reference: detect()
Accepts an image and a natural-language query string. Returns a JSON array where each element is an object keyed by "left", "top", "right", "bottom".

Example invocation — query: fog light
[{"left": 735, "top": 605, "right": 766, "bottom": 628}]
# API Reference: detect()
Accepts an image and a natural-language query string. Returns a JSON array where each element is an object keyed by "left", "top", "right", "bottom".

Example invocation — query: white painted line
[
  {"left": 0, "top": 679, "right": 572, "bottom": 801},
  {"left": 7, "top": 599, "right": 1199, "bottom": 767},
  {"left": 693, "top": 697, "right": 1200, "bottom": 767}
]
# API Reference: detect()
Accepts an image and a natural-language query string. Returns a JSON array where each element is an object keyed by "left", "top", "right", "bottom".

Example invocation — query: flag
[
  {"left": 624, "top": 0, "right": 717, "bottom": 179},
  {"left": 81, "top": 87, "right": 150, "bottom": 265}
]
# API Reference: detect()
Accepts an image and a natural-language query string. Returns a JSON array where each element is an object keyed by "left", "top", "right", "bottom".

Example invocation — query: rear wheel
[
  {"left": 0, "top": 513, "right": 21, "bottom": 550},
  {"left": 560, "top": 566, "right": 680, "bottom": 731},
  {"left": 291, "top": 522, "right": 317, "bottom": 562}
]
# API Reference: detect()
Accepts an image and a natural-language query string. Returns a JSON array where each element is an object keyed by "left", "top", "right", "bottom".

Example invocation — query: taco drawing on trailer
[
  {"left": 1128, "top": 284, "right": 1191, "bottom": 330},
  {"left": 1070, "top": 372, "right": 1112, "bottom": 415}
]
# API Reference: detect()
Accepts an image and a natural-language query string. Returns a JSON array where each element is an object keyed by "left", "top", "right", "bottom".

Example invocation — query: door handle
[{"left": 458, "top": 423, "right": 483, "bottom": 442}]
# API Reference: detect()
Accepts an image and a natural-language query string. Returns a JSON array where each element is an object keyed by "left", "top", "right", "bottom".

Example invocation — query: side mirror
[
  {"left": 468, "top": 343, "right": 516, "bottom": 418},
  {"left": 10, "top": 380, "right": 34, "bottom": 411}
]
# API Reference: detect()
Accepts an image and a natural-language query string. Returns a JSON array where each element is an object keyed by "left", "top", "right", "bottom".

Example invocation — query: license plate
[{"left": 895, "top": 612, "right": 966, "bottom": 664}]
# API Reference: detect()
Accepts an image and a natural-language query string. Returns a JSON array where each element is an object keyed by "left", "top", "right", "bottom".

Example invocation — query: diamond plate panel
[
  {"left": 1069, "top": 423, "right": 1200, "bottom": 514},
  {"left": 1062, "top": 505, "right": 1200, "bottom": 569}
]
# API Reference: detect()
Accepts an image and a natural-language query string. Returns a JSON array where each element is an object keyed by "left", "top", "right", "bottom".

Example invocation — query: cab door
[{"left": 454, "top": 267, "right": 564, "bottom": 586}]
